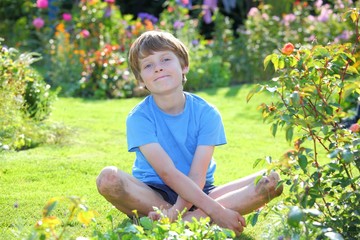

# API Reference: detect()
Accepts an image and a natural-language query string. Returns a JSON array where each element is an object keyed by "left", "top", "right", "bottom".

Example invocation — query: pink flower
[
  {"left": 247, "top": 7, "right": 259, "bottom": 18},
  {"left": 349, "top": 123, "right": 360, "bottom": 133},
  {"left": 62, "top": 13, "right": 72, "bottom": 21},
  {"left": 104, "top": 0, "right": 115, "bottom": 3},
  {"left": 262, "top": 13, "right": 269, "bottom": 21},
  {"left": 37, "top": 0, "right": 48, "bottom": 9},
  {"left": 282, "top": 13, "right": 296, "bottom": 26},
  {"left": 317, "top": 4, "right": 332, "bottom": 22},
  {"left": 33, "top": 17, "right": 45, "bottom": 29},
  {"left": 80, "top": 29, "right": 90, "bottom": 38}
]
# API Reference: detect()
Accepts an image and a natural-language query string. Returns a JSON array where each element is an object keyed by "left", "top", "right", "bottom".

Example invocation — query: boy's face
[{"left": 139, "top": 51, "right": 188, "bottom": 95}]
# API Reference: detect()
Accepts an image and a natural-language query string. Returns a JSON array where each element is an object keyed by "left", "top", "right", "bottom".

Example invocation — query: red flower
[{"left": 281, "top": 42, "right": 295, "bottom": 55}]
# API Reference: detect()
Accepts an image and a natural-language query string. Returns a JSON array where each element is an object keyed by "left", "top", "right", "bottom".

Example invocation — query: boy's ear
[
  {"left": 139, "top": 81, "right": 146, "bottom": 87},
  {"left": 182, "top": 66, "right": 189, "bottom": 74},
  {"left": 137, "top": 79, "right": 145, "bottom": 87}
]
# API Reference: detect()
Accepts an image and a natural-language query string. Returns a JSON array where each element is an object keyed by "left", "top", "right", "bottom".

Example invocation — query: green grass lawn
[{"left": 0, "top": 84, "right": 290, "bottom": 239}]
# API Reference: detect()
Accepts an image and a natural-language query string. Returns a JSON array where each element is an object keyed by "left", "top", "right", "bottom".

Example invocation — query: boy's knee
[{"left": 96, "top": 166, "right": 122, "bottom": 195}]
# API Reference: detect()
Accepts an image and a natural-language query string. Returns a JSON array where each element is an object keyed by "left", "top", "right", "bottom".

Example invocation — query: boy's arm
[
  {"left": 170, "top": 145, "right": 214, "bottom": 215},
  {"left": 139, "top": 143, "right": 245, "bottom": 234}
]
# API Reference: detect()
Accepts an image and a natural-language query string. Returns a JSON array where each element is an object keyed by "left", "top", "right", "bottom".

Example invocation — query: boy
[{"left": 96, "top": 30, "right": 283, "bottom": 235}]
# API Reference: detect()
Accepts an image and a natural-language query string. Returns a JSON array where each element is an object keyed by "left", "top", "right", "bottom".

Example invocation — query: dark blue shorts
[{"left": 146, "top": 183, "right": 216, "bottom": 211}]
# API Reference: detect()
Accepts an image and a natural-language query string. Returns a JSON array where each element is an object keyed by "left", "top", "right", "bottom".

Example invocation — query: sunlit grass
[{"left": 0, "top": 84, "right": 290, "bottom": 239}]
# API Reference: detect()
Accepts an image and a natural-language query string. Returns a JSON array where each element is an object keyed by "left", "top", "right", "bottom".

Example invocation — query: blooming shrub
[
  {"left": 248, "top": 8, "right": 360, "bottom": 239},
  {"left": 77, "top": 43, "right": 134, "bottom": 98},
  {"left": 44, "top": 22, "right": 83, "bottom": 97},
  {"left": 0, "top": 39, "right": 58, "bottom": 151}
]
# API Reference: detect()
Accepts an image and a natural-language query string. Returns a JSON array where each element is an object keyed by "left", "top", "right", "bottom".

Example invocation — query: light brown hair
[{"left": 128, "top": 30, "right": 190, "bottom": 83}]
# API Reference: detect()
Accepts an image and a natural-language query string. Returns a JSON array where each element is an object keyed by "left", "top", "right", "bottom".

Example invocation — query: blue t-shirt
[{"left": 126, "top": 92, "right": 226, "bottom": 185}]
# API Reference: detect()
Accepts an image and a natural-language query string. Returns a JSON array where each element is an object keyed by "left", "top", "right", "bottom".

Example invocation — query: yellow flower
[{"left": 56, "top": 23, "right": 66, "bottom": 33}]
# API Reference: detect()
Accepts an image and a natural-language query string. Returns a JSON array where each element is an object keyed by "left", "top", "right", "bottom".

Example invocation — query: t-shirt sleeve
[
  {"left": 126, "top": 111, "right": 158, "bottom": 152},
  {"left": 197, "top": 106, "right": 227, "bottom": 146}
]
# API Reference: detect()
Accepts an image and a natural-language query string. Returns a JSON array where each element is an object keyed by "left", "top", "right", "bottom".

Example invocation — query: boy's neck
[{"left": 153, "top": 91, "right": 186, "bottom": 115}]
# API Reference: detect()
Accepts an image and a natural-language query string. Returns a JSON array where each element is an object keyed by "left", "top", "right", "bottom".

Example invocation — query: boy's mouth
[{"left": 155, "top": 75, "right": 169, "bottom": 81}]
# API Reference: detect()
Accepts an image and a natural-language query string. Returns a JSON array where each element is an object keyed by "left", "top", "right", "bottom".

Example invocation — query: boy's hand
[
  {"left": 148, "top": 206, "right": 179, "bottom": 222},
  {"left": 210, "top": 207, "right": 246, "bottom": 236}
]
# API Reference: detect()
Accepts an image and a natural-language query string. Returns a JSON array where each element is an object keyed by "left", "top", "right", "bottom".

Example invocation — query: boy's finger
[{"left": 238, "top": 215, "right": 246, "bottom": 227}]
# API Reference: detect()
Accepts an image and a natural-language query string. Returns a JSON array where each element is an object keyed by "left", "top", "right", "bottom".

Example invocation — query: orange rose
[{"left": 281, "top": 43, "right": 295, "bottom": 55}]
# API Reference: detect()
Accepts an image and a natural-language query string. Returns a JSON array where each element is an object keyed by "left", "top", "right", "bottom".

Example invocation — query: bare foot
[{"left": 255, "top": 171, "right": 283, "bottom": 201}]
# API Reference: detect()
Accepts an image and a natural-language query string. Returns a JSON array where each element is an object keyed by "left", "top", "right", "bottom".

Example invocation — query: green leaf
[
  {"left": 124, "top": 223, "right": 140, "bottom": 234},
  {"left": 346, "top": 65, "right": 359, "bottom": 75},
  {"left": 222, "top": 228, "right": 236, "bottom": 238},
  {"left": 247, "top": 211, "right": 260, "bottom": 226},
  {"left": 246, "top": 84, "right": 263, "bottom": 102},
  {"left": 321, "top": 125, "right": 329, "bottom": 135},
  {"left": 341, "top": 149, "right": 354, "bottom": 164},
  {"left": 313, "top": 46, "right": 330, "bottom": 58},
  {"left": 270, "top": 123, "right": 278, "bottom": 137},
  {"left": 290, "top": 91, "right": 301, "bottom": 107},
  {"left": 278, "top": 57, "right": 285, "bottom": 69},
  {"left": 289, "top": 56, "right": 298, "bottom": 67},
  {"left": 253, "top": 158, "right": 265, "bottom": 168},
  {"left": 43, "top": 199, "right": 58, "bottom": 217},
  {"left": 254, "top": 175, "right": 263, "bottom": 186},
  {"left": 264, "top": 54, "right": 273, "bottom": 70},
  {"left": 286, "top": 126, "right": 294, "bottom": 143},
  {"left": 298, "top": 155, "right": 308, "bottom": 173},
  {"left": 309, "top": 188, "right": 322, "bottom": 198},
  {"left": 139, "top": 217, "right": 153, "bottom": 230},
  {"left": 271, "top": 54, "right": 279, "bottom": 71},
  {"left": 327, "top": 163, "right": 341, "bottom": 171},
  {"left": 328, "top": 149, "right": 340, "bottom": 159}
]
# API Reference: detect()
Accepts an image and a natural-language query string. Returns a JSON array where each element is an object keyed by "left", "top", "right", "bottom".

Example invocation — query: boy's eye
[{"left": 143, "top": 63, "right": 152, "bottom": 69}]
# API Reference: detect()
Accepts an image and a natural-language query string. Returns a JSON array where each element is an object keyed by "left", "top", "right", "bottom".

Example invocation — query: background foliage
[
  {"left": 1, "top": 0, "right": 359, "bottom": 239},
  {"left": 0, "top": 38, "right": 60, "bottom": 151}
]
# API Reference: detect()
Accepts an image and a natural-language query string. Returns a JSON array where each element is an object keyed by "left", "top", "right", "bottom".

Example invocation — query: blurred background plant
[
  {"left": 1, "top": 0, "right": 358, "bottom": 99},
  {"left": 0, "top": 38, "right": 61, "bottom": 151}
]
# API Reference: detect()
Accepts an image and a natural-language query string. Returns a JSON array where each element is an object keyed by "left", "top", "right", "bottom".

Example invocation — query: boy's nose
[{"left": 155, "top": 64, "right": 163, "bottom": 72}]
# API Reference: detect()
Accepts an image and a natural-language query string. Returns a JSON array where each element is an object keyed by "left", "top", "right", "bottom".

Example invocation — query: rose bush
[{"left": 248, "top": 8, "right": 360, "bottom": 239}]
